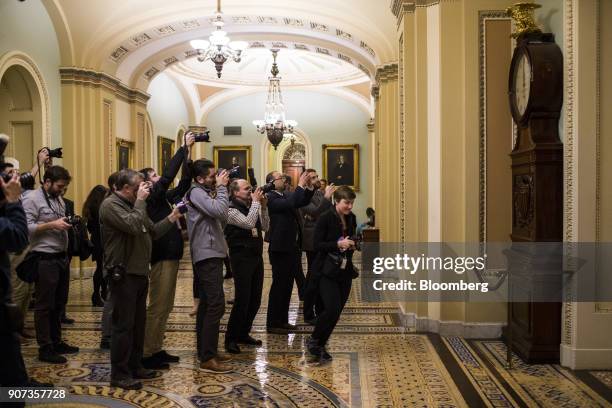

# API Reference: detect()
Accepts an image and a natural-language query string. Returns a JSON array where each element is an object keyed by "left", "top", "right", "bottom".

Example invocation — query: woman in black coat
[
  {"left": 82, "top": 185, "right": 108, "bottom": 306},
  {"left": 307, "top": 186, "right": 357, "bottom": 363}
]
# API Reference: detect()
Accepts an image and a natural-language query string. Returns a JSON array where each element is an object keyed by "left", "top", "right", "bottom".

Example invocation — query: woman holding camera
[
  {"left": 307, "top": 186, "right": 357, "bottom": 363},
  {"left": 82, "top": 185, "right": 108, "bottom": 306}
]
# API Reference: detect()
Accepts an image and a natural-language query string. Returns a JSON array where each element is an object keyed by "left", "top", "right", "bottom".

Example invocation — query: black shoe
[
  {"left": 142, "top": 355, "right": 170, "bottom": 370},
  {"left": 92, "top": 293, "right": 104, "bottom": 307},
  {"left": 306, "top": 336, "right": 321, "bottom": 356},
  {"left": 132, "top": 368, "right": 159, "bottom": 379},
  {"left": 237, "top": 335, "right": 262, "bottom": 346},
  {"left": 154, "top": 350, "right": 179, "bottom": 363},
  {"left": 111, "top": 378, "right": 142, "bottom": 390},
  {"left": 39, "top": 347, "right": 67, "bottom": 364},
  {"left": 321, "top": 348, "right": 333, "bottom": 362},
  {"left": 61, "top": 315, "right": 75, "bottom": 324},
  {"left": 100, "top": 339, "right": 110, "bottom": 350},
  {"left": 54, "top": 341, "right": 79, "bottom": 354},
  {"left": 28, "top": 379, "right": 53, "bottom": 387},
  {"left": 224, "top": 341, "right": 241, "bottom": 354}
]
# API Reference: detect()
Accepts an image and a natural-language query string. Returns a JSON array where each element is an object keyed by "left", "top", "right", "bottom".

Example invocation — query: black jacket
[
  {"left": 312, "top": 208, "right": 357, "bottom": 280},
  {"left": 266, "top": 186, "right": 314, "bottom": 253},
  {"left": 299, "top": 189, "right": 332, "bottom": 252},
  {"left": 147, "top": 146, "right": 191, "bottom": 264},
  {"left": 86, "top": 209, "right": 103, "bottom": 262},
  {"left": 0, "top": 202, "right": 29, "bottom": 303}
]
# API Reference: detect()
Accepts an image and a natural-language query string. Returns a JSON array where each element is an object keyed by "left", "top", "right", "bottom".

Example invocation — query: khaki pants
[
  {"left": 9, "top": 251, "right": 34, "bottom": 317},
  {"left": 143, "top": 260, "right": 179, "bottom": 357}
]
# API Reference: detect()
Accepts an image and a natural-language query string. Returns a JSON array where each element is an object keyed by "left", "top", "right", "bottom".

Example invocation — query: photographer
[
  {"left": 0, "top": 171, "right": 30, "bottom": 393},
  {"left": 140, "top": 132, "right": 194, "bottom": 370},
  {"left": 265, "top": 170, "right": 315, "bottom": 334},
  {"left": 185, "top": 160, "right": 231, "bottom": 373},
  {"left": 307, "top": 186, "right": 358, "bottom": 364},
  {"left": 21, "top": 165, "right": 79, "bottom": 364},
  {"left": 99, "top": 169, "right": 182, "bottom": 390},
  {"left": 224, "top": 180, "right": 269, "bottom": 354},
  {"left": 300, "top": 170, "right": 336, "bottom": 324}
]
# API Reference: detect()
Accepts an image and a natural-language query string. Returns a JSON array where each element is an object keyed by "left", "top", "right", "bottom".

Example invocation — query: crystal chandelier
[
  {"left": 189, "top": 0, "right": 248, "bottom": 78},
  {"left": 253, "top": 49, "right": 297, "bottom": 149}
]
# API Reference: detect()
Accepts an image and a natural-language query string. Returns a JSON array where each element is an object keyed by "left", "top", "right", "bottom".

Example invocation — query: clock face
[{"left": 513, "top": 52, "right": 531, "bottom": 117}]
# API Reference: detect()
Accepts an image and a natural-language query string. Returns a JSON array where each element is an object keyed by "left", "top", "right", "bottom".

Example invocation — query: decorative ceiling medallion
[
  {"left": 310, "top": 22, "right": 329, "bottom": 32},
  {"left": 110, "top": 46, "right": 128, "bottom": 62},
  {"left": 338, "top": 53, "right": 352, "bottom": 63},
  {"left": 360, "top": 41, "right": 375, "bottom": 57},
  {"left": 249, "top": 41, "right": 266, "bottom": 48},
  {"left": 272, "top": 42, "right": 287, "bottom": 48},
  {"left": 316, "top": 47, "right": 331, "bottom": 55},
  {"left": 294, "top": 44, "right": 309, "bottom": 50},
  {"left": 284, "top": 18, "right": 304, "bottom": 27},
  {"left": 257, "top": 16, "right": 279, "bottom": 24},
  {"left": 131, "top": 33, "right": 152, "bottom": 47},
  {"left": 163, "top": 56, "right": 178, "bottom": 66},
  {"left": 144, "top": 67, "right": 160, "bottom": 80},
  {"left": 181, "top": 20, "right": 201, "bottom": 30},
  {"left": 232, "top": 16, "right": 252, "bottom": 24},
  {"left": 336, "top": 29, "right": 353, "bottom": 41},
  {"left": 155, "top": 25, "right": 176, "bottom": 36}
]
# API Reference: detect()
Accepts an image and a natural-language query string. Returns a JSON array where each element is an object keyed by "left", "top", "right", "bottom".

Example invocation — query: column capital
[
  {"left": 375, "top": 63, "right": 399, "bottom": 83},
  {"left": 391, "top": 1, "right": 416, "bottom": 19}
]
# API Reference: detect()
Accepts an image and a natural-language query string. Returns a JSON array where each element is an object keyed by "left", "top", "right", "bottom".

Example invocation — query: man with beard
[{"left": 22, "top": 166, "right": 79, "bottom": 364}]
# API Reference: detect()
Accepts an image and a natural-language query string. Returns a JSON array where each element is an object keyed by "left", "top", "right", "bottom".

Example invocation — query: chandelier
[
  {"left": 253, "top": 49, "right": 297, "bottom": 149},
  {"left": 189, "top": 0, "right": 248, "bottom": 78}
]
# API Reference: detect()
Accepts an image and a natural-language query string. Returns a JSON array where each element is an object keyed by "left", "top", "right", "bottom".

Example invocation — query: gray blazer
[
  {"left": 186, "top": 184, "right": 229, "bottom": 264},
  {"left": 299, "top": 189, "right": 332, "bottom": 252}
]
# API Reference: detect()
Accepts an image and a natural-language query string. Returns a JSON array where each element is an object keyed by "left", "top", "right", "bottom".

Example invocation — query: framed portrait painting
[
  {"left": 157, "top": 136, "right": 175, "bottom": 174},
  {"left": 322, "top": 144, "right": 359, "bottom": 191},
  {"left": 116, "top": 139, "right": 134, "bottom": 171},
  {"left": 213, "top": 145, "right": 252, "bottom": 181}
]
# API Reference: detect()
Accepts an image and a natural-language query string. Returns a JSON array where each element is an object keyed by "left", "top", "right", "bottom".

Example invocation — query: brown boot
[
  {"left": 216, "top": 353, "right": 233, "bottom": 362},
  {"left": 199, "top": 357, "right": 231, "bottom": 373}
]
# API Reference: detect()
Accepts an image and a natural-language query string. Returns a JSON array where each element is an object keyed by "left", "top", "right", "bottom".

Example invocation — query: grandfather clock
[{"left": 505, "top": 10, "right": 564, "bottom": 363}]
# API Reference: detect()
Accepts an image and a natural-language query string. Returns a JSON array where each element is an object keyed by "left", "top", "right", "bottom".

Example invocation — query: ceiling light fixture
[
  {"left": 253, "top": 49, "right": 297, "bottom": 150},
  {"left": 189, "top": 0, "right": 248, "bottom": 78}
]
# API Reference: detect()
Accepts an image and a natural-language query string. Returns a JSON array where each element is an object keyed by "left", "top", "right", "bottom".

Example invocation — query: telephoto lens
[
  {"left": 247, "top": 168, "right": 257, "bottom": 188},
  {"left": 193, "top": 130, "right": 210, "bottom": 143},
  {"left": 261, "top": 181, "right": 275, "bottom": 194}
]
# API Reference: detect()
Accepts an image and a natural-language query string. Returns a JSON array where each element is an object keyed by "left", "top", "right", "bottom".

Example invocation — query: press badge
[
  {"left": 340, "top": 257, "right": 347, "bottom": 270},
  {"left": 251, "top": 228, "right": 258, "bottom": 237}
]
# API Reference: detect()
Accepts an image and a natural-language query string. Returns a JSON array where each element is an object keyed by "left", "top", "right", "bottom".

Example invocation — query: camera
[
  {"left": 228, "top": 165, "right": 241, "bottom": 179},
  {"left": 176, "top": 200, "right": 189, "bottom": 214},
  {"left": 193, "top": 130, "right": 210, "bottom": 143},
  {"left": 261, "top": 181, "right": 275, "bottom": 194},
  {"left": 64, "top": 215, "right": 82, "bottom": 227},
  {"left": 109, "top": 264, "right": 126, "bottom": 282},
  {"left": 349, "top": 234, "right": 363, "bottom": 251},
  {"left": 42, "top": 147, "right": 63, "bottom": 159}
]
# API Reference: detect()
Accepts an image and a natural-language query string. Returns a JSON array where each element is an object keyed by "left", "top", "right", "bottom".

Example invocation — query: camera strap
[{"left": 41, "top": 187, "right": 65, "bottom": 219}]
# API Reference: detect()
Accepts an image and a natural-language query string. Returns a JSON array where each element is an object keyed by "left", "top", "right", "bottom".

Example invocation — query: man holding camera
[
  {"left": 99, "top": 169, "right": 182, "bottom": 390},
  {"left": 21, "top": 165, "right": 79, "bottom": 364},
  {"left": 224, "top": 180, "right": 269, "bottom": 354},
  {"left": 185, "top": 160, "right": 231, "bottom": 373},
  {"left": 140, "top": 132, "right": 194, "bottom": 370},
  {"left": 265, "top": 170, "right": 315, "bottom": 334}
]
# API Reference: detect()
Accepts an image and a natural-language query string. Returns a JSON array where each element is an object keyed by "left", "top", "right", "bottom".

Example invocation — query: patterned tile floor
[{"left": 19, "top": 255, "right": 611, "bottom": 407}]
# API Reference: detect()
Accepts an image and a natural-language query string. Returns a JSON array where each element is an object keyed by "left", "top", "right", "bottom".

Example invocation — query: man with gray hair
[{"left": 99, "top": 169, "right": 182, "bottom": 390}]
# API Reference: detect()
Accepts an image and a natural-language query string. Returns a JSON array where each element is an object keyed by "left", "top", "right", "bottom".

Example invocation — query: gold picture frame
[
  {"left": 212, "top": 145, "right": 252, "bottom": 182},
  {"left": 322, "top": 144, "right": 360, "bottom": 191},
  {"left": 116, "top": 139, "right": 134, "bottom": 171},
  {"left": 157, "top": 136, "right": 175, "bottom": 174}
]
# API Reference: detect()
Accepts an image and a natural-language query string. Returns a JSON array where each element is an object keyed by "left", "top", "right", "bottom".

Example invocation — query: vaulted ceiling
[{"left": 42, "top": 0, "right": 398, "bottom": 90}]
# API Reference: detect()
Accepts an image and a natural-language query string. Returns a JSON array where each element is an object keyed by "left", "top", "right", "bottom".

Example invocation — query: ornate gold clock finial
[{"left": 506, "top": 2, "right": 542, "bottom": 39}]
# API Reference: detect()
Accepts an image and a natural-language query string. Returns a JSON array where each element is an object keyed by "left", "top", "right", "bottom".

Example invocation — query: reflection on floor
[{"left": 21, "top": 256, "right": 611, "bottom": 407}]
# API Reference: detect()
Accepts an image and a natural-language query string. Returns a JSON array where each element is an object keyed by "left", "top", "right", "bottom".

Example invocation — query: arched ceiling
[{"left": 43, "top": 0, "right": 398, "bottom": 90}]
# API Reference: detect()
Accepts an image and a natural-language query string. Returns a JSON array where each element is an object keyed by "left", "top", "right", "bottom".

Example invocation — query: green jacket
[{"left": 99, "top": 193, "right": 173, "bottom": 276}]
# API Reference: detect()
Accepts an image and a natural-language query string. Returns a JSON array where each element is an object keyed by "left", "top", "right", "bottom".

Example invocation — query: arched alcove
[{"left": 0, "top": 51, "right": 50, "bottom": 170}]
